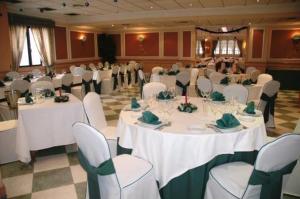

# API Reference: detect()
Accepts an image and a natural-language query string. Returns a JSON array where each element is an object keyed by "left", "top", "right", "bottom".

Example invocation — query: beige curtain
[
  {"left": 10, "top": 24, "right": 27, "bottom": 71},
  {"left": 31, "top": 26, "right": 55, "bottom": 73}
]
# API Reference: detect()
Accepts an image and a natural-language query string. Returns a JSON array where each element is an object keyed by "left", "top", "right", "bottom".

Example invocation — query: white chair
[
  {"left": 92, "top": 70, "right": 102, "bottom": 94},
  {"left": 104, "top": 61, "right": 110, "bottom": 69},
  {"left": 152, "top": 66, "right": 163, "bottom": 74},
  {"left": 88, "top": 63, "right": 97, "bottom": 71},
  {"left": 37, "top": 76, "right": 52, "bottom": 82},
  {"left": 138, "top": 70, "right": 146, "bottom": 97},
  {"left": 79, "top": 64, "right": 87, "bottom": 70},
  {"left": 246, "top": 67, "right": 257, "bottom": 74},
  {"left": 119, "top": 64, "right": 127, "bottom": 88},
  {"left": 69, "top": 65, "right": 76, "bottom": 74},
  {"left": 61, "top": 74, "right": 73, "bottom": 93},
  {"left": 223, "top": 84, "right": 249, "bottom": 104},
  {"left": 30, "top": 81, "right": 55, "bottom": 94},
  {"left": 209, "top": 72, "right": 226, "bottom": 84},
  {"left": 250, "top": 70, "right": 260, "bottom": 83},
  {"left": 205, "top": 68, "right": 215, "bottom": 78},
  {"left": 171, "top": 64, "right": 179, "bottom": 72},
  {"left": 197, "top": 76, "right": 212, "bottom": 94},
  {"left": 97, "top": 62, "right": 104, "bottom": 70},
  {"left": 188, "top": 68, "right": 199, "bottom": 97},
  {"left": 10, "top": 80, "right": 30, "bottom": 96},
  {"left": 6, "top": 71, "right": 20, "bottom": 80},
  {"left": 31, "top": 68, "right": 42, "bottom": 77},
  {"left": 150, "top": 74, "right": 160, "bottom": 82},
  {"left": 83, "top": 92, "right": 117, "bottom": 157},
  {"left": 72, "top": 67, "right": 85, "bottom": 76},
  {"left": 176, "top": 71, "right": 190, "bottom": 96},
  {"left": 100, "top": 70, "right": 113, "bottom": 94},
  {"left": 72, "top": 71, "right": 93, "bottom": 100},
  {"left": 143, "top": 82, "right": 166, "bottom": 100},
  {"left": 257, "top": 73, "right": 273, "bottom": 86},
  {"left": 72, "top": 122, "right": 160, "bottom": 199},
  {"left": 0, "top": 120, "right": 17, "bottom": 164},
  {"left": 204, "top": 133, "right": 300, "bottom": 199},
  {"left": 258, "top": 80, "right": 280, "bottom": 128}
]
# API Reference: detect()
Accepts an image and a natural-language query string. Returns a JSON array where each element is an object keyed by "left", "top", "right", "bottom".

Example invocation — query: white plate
[
  {"left": 216, "top": 125, "right": 243, "bottom": 133},
  {"left": 17, "top": 97, "right": 36, "bottom": 105},
  {"left": 238, "top": 110, "right": 262, "bottom": 117}
]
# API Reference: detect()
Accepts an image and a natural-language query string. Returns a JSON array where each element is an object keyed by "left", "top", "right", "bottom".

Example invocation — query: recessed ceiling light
[
  {"left": 111, "top": 24, "right": 115, "bottom": 27},
  {"left": 189, "top": 3, "right": 193, "bottom": 7},
  {"left": 150, "top": 6, "right": 153, "bottom": 9},
  {"left": 221, "top": 27, "right": 228, "bottom": 32}
]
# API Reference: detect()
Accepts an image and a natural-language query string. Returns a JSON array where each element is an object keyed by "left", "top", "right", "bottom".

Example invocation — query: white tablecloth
[
  {"left": 213, "top": 83, "right": 263, "bottom": 102},
  {"left": 16, "top": 94, "right": 86, "bottom": 163},
  {"left": 117, "top": 97, "right": 267, "bottom": 188}
]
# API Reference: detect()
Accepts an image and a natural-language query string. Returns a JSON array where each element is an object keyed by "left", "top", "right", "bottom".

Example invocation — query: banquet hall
[{"left": 0, "top": 0, "right": 300, "bottom": 199}]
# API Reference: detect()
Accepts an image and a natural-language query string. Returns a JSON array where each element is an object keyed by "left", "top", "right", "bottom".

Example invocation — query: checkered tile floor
[{"left": 0, "top": 87, "right": 299, "bottom": 199}]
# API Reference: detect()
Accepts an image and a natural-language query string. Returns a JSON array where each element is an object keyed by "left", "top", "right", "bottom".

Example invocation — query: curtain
[
  {"left": 212, "top": 40, "right": 218, "bottom": 57},
  {"left": 201, "top": 40, "right": 205, "bottom": 57},
  {"left": 9, "top": 24, "right": 27, "bottom": 71},
  {"left": 31, "top": 26, "right": 55, "bottom": 73},
  {"left": 237, "top": 40, "right": 243, "bottom": 57}
]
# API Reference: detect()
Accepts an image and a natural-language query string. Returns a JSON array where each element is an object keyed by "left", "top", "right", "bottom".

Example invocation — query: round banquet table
[{"left": 116, "top": 97, "right": 267, "bottom": 199}]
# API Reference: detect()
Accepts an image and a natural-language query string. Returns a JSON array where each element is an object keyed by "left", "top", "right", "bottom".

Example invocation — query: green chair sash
[
  {"left": 248, "top": 160, "right": 297, "bottom": 199},
  {"left": 78, "top": 149, "right": 116, "bottom": 199}
]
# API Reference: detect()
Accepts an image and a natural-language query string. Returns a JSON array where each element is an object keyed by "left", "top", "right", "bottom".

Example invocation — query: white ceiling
[{"left": 5, "top": 0, "right": 300, "bottom": 30}]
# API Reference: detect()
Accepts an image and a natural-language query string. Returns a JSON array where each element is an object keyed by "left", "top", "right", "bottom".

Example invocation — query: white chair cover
[
  {"left": 171, "top": 64, "right": 179, "bottom": 71},
  {"left": 143, "top": 82, "right": 166, "bottom": 100},
  {"left": 72, "top": 71, "right": 93, "bottom": 100},
  {"left": 209, "top": 72, "right": 225, "bottom": 84},
  {"left": 88, "top": 63, "right": 97, "bottom": 71},
  {"left": 83, "top": 92, "right": 117, "bottom": 157},
  {"left": 10, "top": 80, "right": 30, "bottom": 94},
  {"left": 205, "top": 133, "right": 300, "bottom": 199},
  {"left": 197, "top": 76, "right": 212, "bottom": 93},
  {"left": 72, "top": 122, "right": 160, "bottom": 199},
  {"left": 72, "top": 67, "right": 85, "bottom": 76},
  {"left": 104, "top": 61, "right": 110, "bottom": 69},
  {"left": 119, "top": 64, "right": 127, "bottom": 87},
  {"left": 223, "top": 84, "right": 249, "bottom": 104},
  {"left": 152, "top": 66, "right": 163, "bottom": 74},
  {"left": 205, "top": 68, "right": 215, "bottom": 78},
  {"left": 0, "top": 120, "right": 17, "bottom": 164},
  {"left": 31, "top": 69, "right": 42, "bottom": 77},
  {"left": 250, "top": 70, "right": 260, "bottom": 83},
  {"left": 246, "top": 67, "right": 257, "bottom": 74},
  {"left": 61, "top": 74, "right": 73, "bottom": 93},
  {"left": 30, "top": 81, "right": 55, "bottom": 93},
  {"left": 37, "top": 76, "right": 52, "bottom": 82},
  {"left": 6, "top": 71, "right": 20, "bottom": 80},
  {"left": 176, "top": 71, "right": 190, "bottom": 96},
  {"left": 69, "top": 65, "right": 76, "bottom": 74},
  {"left": 79, "top": 64, "right": 87, "bottom": 70},
  {"left": 188, "top": 68, "right": 200, "bottom": 97},
  {"left": 100, "top": 70, "right": 113, "bottom": 94},
  {"left": 257, "top": 74, "right": 273, "bottom": 86},
  {"left": 97, "top": 62, "right": 103, "bottom": 69},
  {"left": 258, "top": 80, "right": 280, "bottom": 128},
  {"left": 150, "top": 74, "right": 160, "bottom": 82}
]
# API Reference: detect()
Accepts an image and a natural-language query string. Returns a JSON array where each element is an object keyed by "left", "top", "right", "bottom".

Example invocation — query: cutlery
[
  {"left": 206, "top": 124, "right": 222, "bottom": 133},
  {"left": 155, "top": 121, "right": 172, "bottom": 130}
]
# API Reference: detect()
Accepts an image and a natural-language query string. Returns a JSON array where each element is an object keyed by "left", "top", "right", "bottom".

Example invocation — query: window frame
[
  {"left": 214, "top": 39, "right": 241, "bottom": 56},
  {"left": 20, "top": 26, "right": 42, "bottom": 67}
]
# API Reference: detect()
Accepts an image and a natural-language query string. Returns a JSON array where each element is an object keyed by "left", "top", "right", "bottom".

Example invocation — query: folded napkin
[
  {"left": 242, "top": 79, "right": 252, "bottom": 85},
  {"left": 210, "top": 91, "right": 225, "bottom": 101},
  {"left": 216, "top": 113, "right": 240, "bottom": 129},
  {"left": 177, "top": 103, "right": 198, "bottom": 113},
  {"left": 138, "top": 111, "right": 161, "bottom": 125},
  {"left": 131, "top": 98, "right": 141, "bottom": 109},
  {"left": 25, "top": 93, "right": 33, "bottom": 103},
  {"left": 157, "top": 91, "right": 172, "bottom": 100},
  {"left": 220, "top": 77, "right": 229, "bottom": 85},
  {"left": 0, "top": 80, "right": 5, "bottom": 87},
  {"left": 243, "top": 101, "right": 256, "bottom": 114}
]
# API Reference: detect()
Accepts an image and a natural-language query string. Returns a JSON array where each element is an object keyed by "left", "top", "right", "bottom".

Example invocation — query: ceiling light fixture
[
  {"left": 150, "top": 6, "right": 153, "bottom": 9},
  {"left": 189, "top": 3, "right": 193, "bottom": 7},
  {"left": 221, "top": 27, "right": 228, "bottom": 32},
  {"left": 112, "top": 24, "right": 115, "bottom": 27}
]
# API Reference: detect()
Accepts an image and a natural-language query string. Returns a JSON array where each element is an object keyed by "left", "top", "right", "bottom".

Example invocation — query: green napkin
[
  {"left": 220, "top": 77, "right": 229, "bottom": 85},
  {"left": 210, "top": 91, "right": 225, "bottom": 101},
  {"left": 242, "top": 79, "right": 252, "bottom": 85},
  {"left": 243, "top": 101, "right": 256, "bottom": 114},
  {"left": 131, "top": 98, "right": 140, "bottom": 109},
  {"left": 157, "top": 91, "right": 172, "bottom": 100},
  {"left": 177, "top": 103, "right": 198, "bottom": 113},
  {"left": 25, "top": 93, "right": 33, "bottom": 103},
  {"left": 138, "top": 111, "right": 161, "bottom": 125},
  {"left": 216, "top": 113, "right": 240, "bottom": 129}
]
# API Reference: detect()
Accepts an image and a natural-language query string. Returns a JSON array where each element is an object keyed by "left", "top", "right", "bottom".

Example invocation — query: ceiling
[{"left": 4, "top": 0, "right": 300, "bottom": 30}]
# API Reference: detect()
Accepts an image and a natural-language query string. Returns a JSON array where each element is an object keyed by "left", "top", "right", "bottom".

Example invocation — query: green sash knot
[
  {"left": 78, "top": 149, "right": 116, "bottom": 199},
  {"left": 248, "top": 160, "right": 297, "bottom": 199}
]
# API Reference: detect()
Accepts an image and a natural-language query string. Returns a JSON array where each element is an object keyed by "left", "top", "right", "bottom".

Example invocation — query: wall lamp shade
[
  {"left": 137, "top": 34, "right": 145, "bottom": 42},
  {"left": 79, "top": 35, "right": 87, "bottom": 42},
  {"left": 292, "top": 34, "right": 300, "bottom": 43}
]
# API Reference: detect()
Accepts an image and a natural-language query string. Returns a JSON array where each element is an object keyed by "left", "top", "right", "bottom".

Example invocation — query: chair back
[
  {"left": 88, "top": 63, "right": 97, "bottom": 71},
  {"left": 69, "top": 65, "right": 76, "bottom": 73},
  {"left": 152, "top": 66, "right": 163, "bottom": 74},
  {"left": 37, "top": 76, "right": 52, "bottom": 82},
  {"left": 246, "top": 67, "right": 257, "bottom": 74},
  {"left": 79, "top": 64, "right": 87, "bottom": 70},
  {"left": 223, "top": 84, "right": 248, "bottom": 104},
  {"left": 250, "top": 70, "right": 260, "bottom": 83},
  {"left": 30, "top": 81, "right": 54, "bottom": 93},
  {"left": 83, "top": 92, "right": 107, "bottom": 131},
  {"left": 190, "top": 68, "right": 199, "bottom": 86},
  {"left": 61, "top": 74, "right": 73, "bottom": 86},
  {"left": 176, "top": 71, "right": 190, "bottom": 96},
  {"left": 209, "top": 72, "right": 225, "bottom": 84},
  {"left": 150, "top": 74, "right": 160, "bottom": 82},
  {"left": 119, "top": 64, "right": 127, "bottom": 74},
  {"left": 112, "top": 65, "right": 119, "bottom": 75},
  {"left": 100, "top": 70, "right": 112, "bottom": 80},
  {"left": 11, "top": 80, "right": 30, "bottom": 94},
  {"left": 32, "top": 69, "right": 42, "bottom": 77},
  {"left": 72, "top": 122, "right": 120, "bottom": 198},
  {"left": 6, "top": 71, "right": 20, "bottom": 80},
  {"left": 171, "top": 64, "right": 179, "bottom": 71},
  {"left": 82, "top": 71, "right": 93, "bottom": 82},
  {"left": 104, "top": 61, "right": 110, "bottom": 68},
  {"left": 72, "top": 67, "right": 85, "bottom": 76},
  {"left": 143, "top": 82, "right": 166, "bottom": 99},
  {"left": 257, "top": 74, "right": 272, "bottom": 85},
  {"left": 197, "top": 76, "right": 212, "bottom": 93}
]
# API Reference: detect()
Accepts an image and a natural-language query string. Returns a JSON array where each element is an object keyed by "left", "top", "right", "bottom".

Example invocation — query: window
[
  {"left": 196, "top": 40, "right": 203, "bottom": 56},
  {"left": 20, "top": 27, "right": 41, "bottom": 67},
  {"left": 214, "top": 39, "right": 241, "bottom": 56}
]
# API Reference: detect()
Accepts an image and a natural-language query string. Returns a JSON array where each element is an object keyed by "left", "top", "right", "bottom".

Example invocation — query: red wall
[
  {"left": 111, "top": 34, "right": 121, "bottom": 56},
  {"left": 70, "top": 31, "right": 95, "bottom": 58},
  {"left": 270, "top": 29, "right": 300, "bottom": 59},
  {"left": 125, "top": 33, "right": 159, "bottom": 56},
  {"left": 164, "top": 32, "right": 178, "bottom": 56},
  {"left": 183, "top": 31, "right": 191, "bottom": 57},
  {"left": 54, "top": 26, "right": 68, "bottom": 60},
  {"left": 252, "top": 29, "right": 264, "bottom": 58}
]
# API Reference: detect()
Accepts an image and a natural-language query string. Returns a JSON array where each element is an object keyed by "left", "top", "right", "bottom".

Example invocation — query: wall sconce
[
  {"left": 79, "top": 34, "right": 87, "bottom": 42},
  {"left": 137, "top": 34, "right": 145, "bottom": 42},
  {"left": 292, "top": 34, "right": 300, "bottom": 44}
]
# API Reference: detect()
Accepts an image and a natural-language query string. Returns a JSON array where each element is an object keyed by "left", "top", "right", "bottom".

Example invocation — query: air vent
[
  {"left": 65, "top": 13, "right": 80, "bottom": 16},
  {"left": 39, "top": 7, "right": 56, "bottom": 11},
  {"left": 2, "top": 0, "right": 22, "bottom": 3}
]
